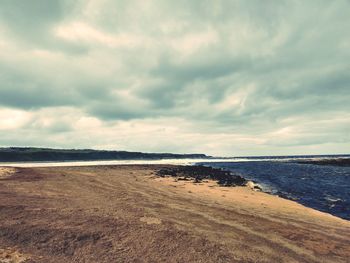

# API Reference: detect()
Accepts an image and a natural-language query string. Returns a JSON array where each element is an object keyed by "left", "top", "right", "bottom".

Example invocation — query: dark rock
[{"left": 156, "top": 166, "right": 247, "bottom": 187}]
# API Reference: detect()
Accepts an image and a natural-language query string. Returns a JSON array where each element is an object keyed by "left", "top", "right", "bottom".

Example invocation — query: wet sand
[{"left": 0, "top": 165, "right": 349, "bottom": 262}]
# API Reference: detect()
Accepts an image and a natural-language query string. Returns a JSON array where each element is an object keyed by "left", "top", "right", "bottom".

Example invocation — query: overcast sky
[{"left": 0, "top": 0, "right": 349, "bottom": 156}]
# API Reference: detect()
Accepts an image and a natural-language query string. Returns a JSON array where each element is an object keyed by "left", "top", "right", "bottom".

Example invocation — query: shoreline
[
  {"left": 1, "top": 165, "right": 349, "bottom": 262},
  {"left": 153, "top": 171, "right": 348, "bottom": 224},
  {"left": 1, "top": 158, "right": 348, "bottom": 220},
  {"left": 1, "top": 164, "right": 348, "bottom": 222},
  {"left": 1, "top": 164, "right": 348, "bottom": 221}
]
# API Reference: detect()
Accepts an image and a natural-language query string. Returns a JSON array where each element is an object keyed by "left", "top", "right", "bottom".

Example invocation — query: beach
[{"left": 0, "top": 165, "right": 349, "bottom": 263}]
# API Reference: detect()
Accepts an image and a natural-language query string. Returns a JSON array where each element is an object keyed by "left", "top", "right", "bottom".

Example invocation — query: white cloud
[
  {"left": 54, "top": 21, "right": 146, "bottom": 48},
  {"left": 169, "top": 29, "right": 219, "bottom": 56},
  {"left": 0, "top": 108, "right": 32, "bottom": 130}
]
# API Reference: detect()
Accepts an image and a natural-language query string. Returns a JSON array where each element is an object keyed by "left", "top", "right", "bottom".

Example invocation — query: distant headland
[{"left": 0, "top": 147, "right": 210, "bottom": 162}]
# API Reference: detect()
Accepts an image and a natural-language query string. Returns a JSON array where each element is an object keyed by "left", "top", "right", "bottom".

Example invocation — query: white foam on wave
[
  {"left": 0, "top": 158, "right": 243, "bottom": 168},
  {"left": 0, "top": 156, "right": 347, "bottom": 168}
]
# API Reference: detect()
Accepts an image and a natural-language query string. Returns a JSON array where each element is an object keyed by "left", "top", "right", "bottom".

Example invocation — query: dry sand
[
  {"left": 0, "top": 165, "right": 349, "bottom": 262},
  {"left": 0, "top": 168, "right": 16, "bottom": 179}
]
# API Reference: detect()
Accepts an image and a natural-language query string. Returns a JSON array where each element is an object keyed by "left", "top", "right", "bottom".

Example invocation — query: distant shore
[
  {"left": 0, "top": 147, "right": 209, "bottom": 162},
  {"left": 1, "top": 165, "right": 349, "bottom": 262},
  {"left": 296, "top": 158, "right": 350, "bottom": 166}
]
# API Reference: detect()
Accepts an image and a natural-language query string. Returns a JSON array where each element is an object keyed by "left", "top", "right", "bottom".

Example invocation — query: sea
[
  {"left": 199, "top": 155, "right": 350, "bottom": 220},
  {"left": 1, "top": 155, "right": 349, "bottom": 220}
]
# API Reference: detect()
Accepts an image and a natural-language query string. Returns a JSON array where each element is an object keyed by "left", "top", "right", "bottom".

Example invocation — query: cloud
[
  {"left": 0, "top": 0, "right": 349, "bottom": 155},
  {"left": 0, "top": 0, "right": 63, "bottom": 40}
]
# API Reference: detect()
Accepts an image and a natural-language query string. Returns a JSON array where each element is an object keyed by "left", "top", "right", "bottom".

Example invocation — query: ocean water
[{"left": 200, "top": 160, "right": 350, "bottom": 220}]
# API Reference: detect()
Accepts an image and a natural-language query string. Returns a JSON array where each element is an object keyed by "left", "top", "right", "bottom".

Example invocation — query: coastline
[{"left": 0, "top": 165, "right": 349, "bottom": 262}]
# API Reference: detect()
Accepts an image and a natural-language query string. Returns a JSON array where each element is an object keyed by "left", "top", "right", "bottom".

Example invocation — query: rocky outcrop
[
  {"left": 156, "top": 165, "right": 247, "bottom": 187},
  {"left": 246, "top": 181, "right": 262, "bottom": 191}
]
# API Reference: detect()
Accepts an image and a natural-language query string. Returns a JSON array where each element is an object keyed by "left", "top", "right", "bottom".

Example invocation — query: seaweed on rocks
[{"left": 156, "top": 166, "right": 247, "bottom": 187}]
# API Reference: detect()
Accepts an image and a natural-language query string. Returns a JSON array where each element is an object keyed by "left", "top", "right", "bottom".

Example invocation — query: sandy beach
[{"left": 0, "top": 165, "right": 349, "bottom": 262}]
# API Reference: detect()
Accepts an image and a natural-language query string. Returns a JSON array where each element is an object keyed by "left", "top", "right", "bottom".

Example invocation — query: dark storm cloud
[
  {"left": 0, "top": 0, "right": 87, "bottom": 53},
  {"left": 0, "top": 65, "right": 71, "bottom": 109},
  {"left": 0, "top": 63, "right": 108, "bottom": 109},
  {"left": 0, "top": 0, "right": 63, "bottom": 37}
]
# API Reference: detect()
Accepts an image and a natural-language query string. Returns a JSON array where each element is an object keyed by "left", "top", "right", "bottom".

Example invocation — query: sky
[{"left": 0, "top": 0, "right": 349, "bottom": 157}]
